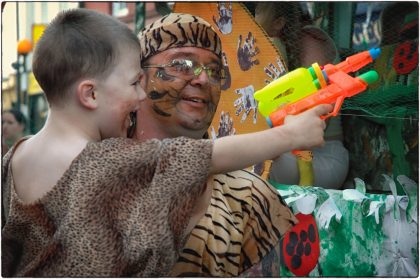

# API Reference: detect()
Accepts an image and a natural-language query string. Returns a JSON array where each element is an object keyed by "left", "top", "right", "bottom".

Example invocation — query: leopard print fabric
[
  {"left": 2, "top": 137, "right": 212, "bottom": 277},
  {"left": 170, "top": 170, "right": 298, "bottom": 277},
  {"left": 138, "top": 13, "right": 222, "bottom": 62}
]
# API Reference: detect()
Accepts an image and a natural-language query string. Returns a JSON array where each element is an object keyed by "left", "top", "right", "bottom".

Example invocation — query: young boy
[{"left": 2, "top": 9, "right": 331, "bottom": 277}]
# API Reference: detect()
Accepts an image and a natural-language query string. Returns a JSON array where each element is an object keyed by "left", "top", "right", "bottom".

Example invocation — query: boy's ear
[{"left": 77, "top": 80, "right": 97, "bottom": 109}]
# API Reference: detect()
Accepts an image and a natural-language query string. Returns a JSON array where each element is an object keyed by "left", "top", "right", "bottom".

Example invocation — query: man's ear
[{"left": 77, "top": 80, "right": 97, "bottom": 109}]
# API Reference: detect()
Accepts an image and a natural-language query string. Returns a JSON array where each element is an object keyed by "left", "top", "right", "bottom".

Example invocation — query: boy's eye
[{"left": 131, "top": 78, "right": 141, "bottom": 86}]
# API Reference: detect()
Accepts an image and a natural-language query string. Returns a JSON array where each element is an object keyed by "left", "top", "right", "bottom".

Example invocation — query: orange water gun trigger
[{"left": 320, "top": 95, "right": 345, "bottom": 120}]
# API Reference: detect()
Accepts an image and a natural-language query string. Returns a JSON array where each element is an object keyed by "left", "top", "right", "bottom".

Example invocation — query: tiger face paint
[{"left": 141, "top": 47, "right": 222, "bottom": 135}]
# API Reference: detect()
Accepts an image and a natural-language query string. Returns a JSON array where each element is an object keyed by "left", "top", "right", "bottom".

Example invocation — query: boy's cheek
[{"left": 140, "top": 74, "right": 147, "bottom": 89}]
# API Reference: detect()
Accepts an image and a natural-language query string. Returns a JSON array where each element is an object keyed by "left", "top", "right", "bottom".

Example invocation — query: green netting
[
  {"left": 341, "top": 83, "right": 419, "bottom": 119},
  {"left": 341, "top": 40, "right": 419, "bottom": 120},
  {"left": 253, "top": 2, "right": 419, "bottom": 121},
  {"left": 250, "top": 1, "right": 419, "bottom": 191}
]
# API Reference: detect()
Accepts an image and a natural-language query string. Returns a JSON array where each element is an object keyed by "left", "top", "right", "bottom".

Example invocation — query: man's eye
[
  {"left": 171, "top": 60, "right": 193, "bottom": 73},
  {"left": 175, "top": 64, "right": 191, "bottom": 72},
  {"left": 156, "top": 69, "right": 173, "bottom": 81},
  {"left": 208, "top": 68, "right": 221, "bottom": 78}
]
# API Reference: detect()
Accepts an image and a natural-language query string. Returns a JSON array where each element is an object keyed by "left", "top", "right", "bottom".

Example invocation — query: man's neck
[
  {"left": 136, "top": 124, "right": 170, "bottom": 141},
  {"left": 135, "top": 120, "right": 205, "bottom": 141}
]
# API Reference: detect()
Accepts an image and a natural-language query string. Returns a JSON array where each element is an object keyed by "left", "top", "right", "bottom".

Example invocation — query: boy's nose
[{"left": 138, "top": 87, "right": 147, "bottom": 101}]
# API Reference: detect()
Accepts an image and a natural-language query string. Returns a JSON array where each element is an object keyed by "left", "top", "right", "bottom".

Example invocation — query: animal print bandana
[{"left": 138, "top": 13, "right": 222, "bottom": 62}]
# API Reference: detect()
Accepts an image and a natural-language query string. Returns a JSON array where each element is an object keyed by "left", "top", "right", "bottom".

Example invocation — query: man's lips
[{"left": 181, "top": 96, "right": 209, "bottom": 104}]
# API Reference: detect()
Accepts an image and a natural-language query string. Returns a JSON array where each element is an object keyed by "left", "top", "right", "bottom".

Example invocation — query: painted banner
[
  {"left": 270, "top": 175, "right": 418, "bottom": 277},
  {"left": 173, "top": 2, "right": 288, "bottom": 137}
]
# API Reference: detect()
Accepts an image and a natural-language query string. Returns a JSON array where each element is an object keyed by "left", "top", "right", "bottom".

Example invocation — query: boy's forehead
[{"left": 100, "top": 45, "right": 141, "bottom": 79}]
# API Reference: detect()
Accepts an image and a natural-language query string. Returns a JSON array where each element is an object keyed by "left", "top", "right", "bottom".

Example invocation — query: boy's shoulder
[{"left": 9, "top": 135, "right": 91, "bottom": 204}]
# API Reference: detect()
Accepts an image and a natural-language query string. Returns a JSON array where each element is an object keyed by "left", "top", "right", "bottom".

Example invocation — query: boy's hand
[{"left": 282, "top": 104, "right": 333, "bottom": 150}]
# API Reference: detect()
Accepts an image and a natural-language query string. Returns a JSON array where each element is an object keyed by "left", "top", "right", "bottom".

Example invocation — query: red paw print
[{"left": 282, "top": 213, "right": 320, "bottom": 276}]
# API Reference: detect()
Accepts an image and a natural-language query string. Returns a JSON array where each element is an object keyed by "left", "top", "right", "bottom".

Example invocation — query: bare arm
[{"left": 210, "top": 104, "right": 332, "bottom": 174}]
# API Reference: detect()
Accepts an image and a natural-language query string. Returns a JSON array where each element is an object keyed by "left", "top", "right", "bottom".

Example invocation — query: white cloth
[{"left": 269, "top": 140, "right": 349, "bottom": 189}]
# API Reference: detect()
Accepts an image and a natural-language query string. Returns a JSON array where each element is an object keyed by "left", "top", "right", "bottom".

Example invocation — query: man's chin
[{"left": 177, "top": 121, "right": 211, "bottom": 139}]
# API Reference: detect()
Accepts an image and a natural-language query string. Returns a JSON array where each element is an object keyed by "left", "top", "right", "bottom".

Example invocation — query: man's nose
[{"left": 190, "top": 68, "right": 210, "bottom": 85}]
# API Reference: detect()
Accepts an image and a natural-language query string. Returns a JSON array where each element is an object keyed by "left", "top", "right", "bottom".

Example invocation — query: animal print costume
[
  {"left": 2, "top": 137, "right": 212, "bottom": 277},
  {"left": 170, "top": 170, "right": 297, "bottom": 276},
  {"left": 138, "top": 13, "right": 299, "bottom": 276}
]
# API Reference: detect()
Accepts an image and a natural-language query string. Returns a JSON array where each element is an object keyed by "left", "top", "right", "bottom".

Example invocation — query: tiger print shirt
[
  {"left": 2, "top": 137, "right": 212, "bottom": 277},
  {"left": 170, "top": 170, "right": 298, "bottom": 276}
]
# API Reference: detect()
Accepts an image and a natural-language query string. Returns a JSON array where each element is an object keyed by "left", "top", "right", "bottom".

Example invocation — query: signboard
[
  {"left": 32, "top": 23, "right": 46, "bottom": 47},
  {"left": 28, "top": 71, "right": 42, "bottom": 95},
  {"left": 28, "top": 24, "right": 46, "bottom": 96}
]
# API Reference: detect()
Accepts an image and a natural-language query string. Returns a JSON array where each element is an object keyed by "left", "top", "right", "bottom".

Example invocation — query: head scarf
[{"left": 138, "top": 13, "right": 222, "bottom": 63}]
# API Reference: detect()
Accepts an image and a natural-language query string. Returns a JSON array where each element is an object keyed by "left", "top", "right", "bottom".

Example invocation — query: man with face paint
[{"left": 135, "top": 13, "right": 299, "bottom": 276}]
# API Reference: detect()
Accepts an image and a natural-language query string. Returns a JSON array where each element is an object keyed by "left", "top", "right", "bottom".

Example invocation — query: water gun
[{"left": 254, "top": 48, "right": 381, "bottom": 127}]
